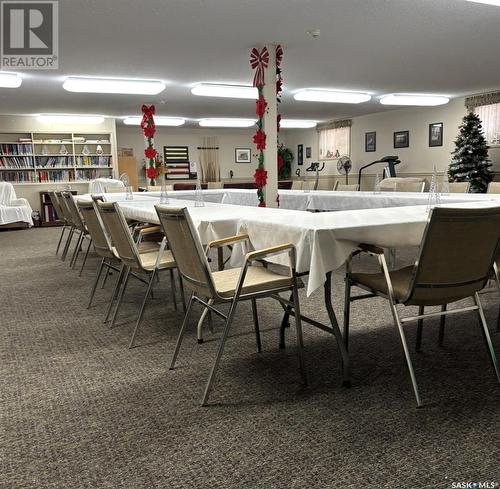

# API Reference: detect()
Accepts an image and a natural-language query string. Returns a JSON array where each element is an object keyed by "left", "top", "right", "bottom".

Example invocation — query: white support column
[{"left": 262, "top": 45, "right": 278, "bottom": 208}]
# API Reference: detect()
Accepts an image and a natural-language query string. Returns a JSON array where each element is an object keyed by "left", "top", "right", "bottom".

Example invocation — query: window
[
  {"left": 318, "top": 126, "right": 350, "bottom": 159},
  {"left": 476, "top": 103, "right": 500, "bottom": 145}
]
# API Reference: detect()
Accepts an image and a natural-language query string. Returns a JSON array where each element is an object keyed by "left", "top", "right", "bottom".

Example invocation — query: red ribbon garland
[{"left": 250, "top": 47, "right": 269, "bottom": 88}]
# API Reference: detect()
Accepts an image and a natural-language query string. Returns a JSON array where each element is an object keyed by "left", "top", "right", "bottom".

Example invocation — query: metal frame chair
[
  {"left": 335, "top": 183, "right": 359, "bottom": 191},
  {"left": 344, "top": 206, "right": 500, "bottom": 407},
  {"left": 155, "top": 205, "right": 307, "bottom": 406},
  {"left": 487, "top": 182, "right": 500, "bottom": 194},
  {"left": 55, "top": 190, "right": 77, "bottom": 261},
  {"left": 96, "top": 201, "right": 178, "bottom": 348},
  {"left": 147, "top": 185, "right": 174, "bottom": 192},
  {"left": 394, "top": 181, "right": 426, "bottom": 192},
  {"left": 447, "top": 182, "right": 470, "bottom": 193},
  {"left": 48, "top": 191, "right": 71, "bottom": 256},
  {"left": 207, "top": 181, "right": 223, "bottom": 189},
  {"left": 61, "top": 192, "right": 92, "bottom": 274},
  {"left": 291, "top": 180, "right": 303, "bottom": 190}
]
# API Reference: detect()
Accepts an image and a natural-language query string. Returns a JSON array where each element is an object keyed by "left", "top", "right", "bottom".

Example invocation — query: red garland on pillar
[
  {"left": 250, "top": 47, "right": 269, "bottom": 207},
  {"left": 141, "top": 105, "right": 158, "bottom": 185}
]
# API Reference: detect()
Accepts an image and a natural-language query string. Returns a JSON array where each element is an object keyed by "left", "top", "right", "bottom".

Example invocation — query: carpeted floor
[{"left": 1, "top": 227, "right": 499, "bottom": 489}]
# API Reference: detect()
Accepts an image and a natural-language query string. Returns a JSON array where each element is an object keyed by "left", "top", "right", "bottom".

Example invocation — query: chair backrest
[
  {"left": 61, "top": 192, "right": 86, "bottom": 232},
  {"left": 54, "top": 191, "right": 73, "bottom": 224},
  {"left": 394, "top": 181, "right": 425, "bottom": 192},
  {"left": 105, "top": 187, "right": 126, "bottom": 193},
  {"left": 76, "top": 200, "right": 114, "bottom": 259},
  {"left": 0, "top": 181, "right": 16, "bottom": 205},
  {"left": 487, "top": 181, "right": 500, "bottom": 194},
  {"left": 336, "top": 183, "right": 359, "bottom": 192},
  {"left": 291, "top": 180, "right": 303, "bottom": 190},
  {"left": 48, "top": 191, "right": 66, "bottom": 222},
  {"left": 404, "top": 206, "right": 500, "bottom": 305},
  {"left": 155, "top": 206, "right": 216, "bottom": 299},
  {"left": 147, "top": 185, "right": 174, "bottom": 192},
  {"left": 448, "top": 182, "right": 470, "bottom": 193},
  {"left": 96, "top": 202, "right": 142, "bottom": 270},
  {"left": 207, "top": 181, "right": 223, "bottom": 189},
  {"left": 379, "top": 177, "right": 426, "bottom": 192}
]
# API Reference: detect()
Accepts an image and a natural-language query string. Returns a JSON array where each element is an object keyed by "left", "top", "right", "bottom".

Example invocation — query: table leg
[{"left": 324, "top": 272, "right": 351, "bottom": 387}]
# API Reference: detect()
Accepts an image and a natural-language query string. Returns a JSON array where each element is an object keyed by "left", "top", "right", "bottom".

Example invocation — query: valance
[
  {"left": 465, "top": 91, "right": 500, "bottom": 110},
  {"left": 317, "top": 119, "right": 352, "bottom": 131}
]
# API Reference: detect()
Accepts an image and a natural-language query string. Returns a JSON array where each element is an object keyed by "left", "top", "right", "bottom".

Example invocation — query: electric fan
[{"left": 337, "top": 155, "right": 352, "bottom": 184}]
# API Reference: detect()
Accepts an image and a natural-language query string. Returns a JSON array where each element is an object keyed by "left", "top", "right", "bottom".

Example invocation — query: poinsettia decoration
[
  {"left": 250, "top": 47, "right": 269, "bottom": 207},
  {"left": 141, "top": 104, "right": 158, "bottom": 185}
]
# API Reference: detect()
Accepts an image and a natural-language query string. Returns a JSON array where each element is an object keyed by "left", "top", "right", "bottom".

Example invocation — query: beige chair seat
[
  {"left": 212, "top": 266, "right": 301, "bottom": 299},
  {"left": 351, "top": 265, "right": 476, "bottom": 306},
  {"left": 139, "top": 249, "right": 176, "bottom": 271},
  {"left": 351, "top": 266, "right": 414, "bottom": 302},
  {"left": 111, "top": 241, "right": 159, "bottom": 259}
]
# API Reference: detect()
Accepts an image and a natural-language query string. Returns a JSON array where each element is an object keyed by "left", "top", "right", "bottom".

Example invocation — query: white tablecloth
[
  {"left": 143, "top": 188, "right": 259, "bottom": 207},
  {"left": 111, "top": 197, "right": 500, "bottom": 296},
  {"left": 279, "top": 190, "right": 500, "bottom": 211}
]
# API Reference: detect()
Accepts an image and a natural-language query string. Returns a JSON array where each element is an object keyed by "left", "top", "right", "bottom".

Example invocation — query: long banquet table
[{"left": 76, "top": 190, "right": 500, "bottom": 387}]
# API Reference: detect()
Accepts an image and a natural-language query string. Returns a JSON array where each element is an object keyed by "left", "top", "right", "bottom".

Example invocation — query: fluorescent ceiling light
[
  {"left": 63, "top": 77, "right": 165, "bottom": 95},
  {"left": 280, "top": 119, "right": 317, "bottom": 129},
  {"left": 0, "top": 72, "right": 22, "bottom": 88},
  {"left": 379, "top": 94, "right": 450, "bottom": 106},
  {"left": 466, "top": 0, "right": 500, "bottom": 6},
  {"left": 199, "top": 118, "right": 255, "bottom": 128},
  {"left": 192, "top": 83, "right": 258, "bottom": 99},
  {"left": 294, "top": 89, "right": 371, "bottom": 104},
  {"left": 123, "top": 116, "right": 185, "bottom": 127},
  {"left": 37, "top": 114, "right": 105, "bottom": 125}
]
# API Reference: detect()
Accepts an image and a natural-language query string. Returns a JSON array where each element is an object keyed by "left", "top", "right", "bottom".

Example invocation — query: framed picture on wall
[
  {"left": 394, "top": 130, "right": 409, "bottom": 148},
  {"left": 429, "top": 122, "right": 443, "bottom": 147},
  {"left": 306, "top": 146, "right": 312, "bottom": 158},
  {"left": 365, "top": 132, "right": 376, "bottom": 152},
  {"left": 297, "top": 144, "right": 304, "bottom": 165},
  {"left": 235, "top": 147, "right": 251, "bottom": 163}
]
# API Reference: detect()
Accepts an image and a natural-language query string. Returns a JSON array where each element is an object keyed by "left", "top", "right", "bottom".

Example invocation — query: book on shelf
[
  {"left": 0, "top": 156, "right": 34, "bottom": 168},
  {"left": 36, "top": 156, "right": 73, "bottom": 168},
  {"left": 0, "top": 143, "right": 33, "bottom": 155},
  {"left": 75, "top": 155, "right": 112, "bottom": 167},
  {"left": 0, "top": 171, "right": 37, "bottom": 183},
  {"left": 38, "top": 170, "right": 73, "bottom": 183}
]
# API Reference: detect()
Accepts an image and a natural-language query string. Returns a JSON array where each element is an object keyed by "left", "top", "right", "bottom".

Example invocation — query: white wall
[
  {"left": 116, "top": 126, "right": 257, "bottom": 185},
  {"left": 282, "top": 96, "right": 500, "bottom": 183}
]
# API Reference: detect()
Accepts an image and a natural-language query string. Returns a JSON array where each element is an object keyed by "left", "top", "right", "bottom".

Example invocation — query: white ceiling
[{"left": 1, "top": 0, "right": 500, "bottom": 125}]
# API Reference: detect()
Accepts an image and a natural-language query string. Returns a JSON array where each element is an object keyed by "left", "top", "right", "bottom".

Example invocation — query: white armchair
[{"left": 0, "top": 182, "right": 33, "bottom": 227}]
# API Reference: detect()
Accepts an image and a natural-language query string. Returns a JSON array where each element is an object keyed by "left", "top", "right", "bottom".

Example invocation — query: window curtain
[
  {"left": 198, "top": 136, "right": 220, "bottom": 182},
  {"left": 318, "top": 126, "right": 351, "bottom": 159},
  {"left": 465, "top": 91, "right": 500, "bottom": 111},
  {"left": 475, "top": 103, "right": 500, "bottom": 145}
]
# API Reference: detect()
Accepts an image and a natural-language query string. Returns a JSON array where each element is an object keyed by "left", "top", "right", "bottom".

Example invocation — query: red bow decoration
[
  {"left": 253, "top": 129, "right": 266, "bottom": 151},
  {"left": 275, "top": 45, "right": 283, "bottom": 67},
  {"left": 141, "top": 104, "right": 156, "bottom": 128},
  {"left": 255, "top": 96, "right": 268, "bottom": 118},
  {"left": 254, "top": 167, "right": 268, "bottom": 187},
  {"left": 146, "top": 167, "right": 158, "bottom": 180},
  {"left": 144, "top": 147, "right": 157, "bottom": 160},
  {"left": 250, "top": 47, "right": 269, "bottom": 87}
]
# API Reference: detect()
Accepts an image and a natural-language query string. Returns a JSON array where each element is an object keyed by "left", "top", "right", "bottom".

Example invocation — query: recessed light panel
[
  {"left": 199, "top": 118, "right": 255, "bottom": 128},
  {"left": 192, "top": 83, "right": 258, "bottom": 99},
  {"left": 466, "top": 0, "right": 500, "bottom": 6},
  {"left": 294, "top": 89, "right": 371, "bottom": 104},
  {"left": 123, "top": 116, "right": 185, "bottom": 126},
  {"left": 280, "top": 119, "right": 317, "bottom": 129},
  {"left": 380, "top": 94, "right": 450, "bottom": 106},
  {"left": 0, "top": 72, "right": 22, "bottom": 88},
  {"left": 37, "top": 114, "right": 105, "bottom": 124},
  {"left": 63, "top": 77, "right": 165, "bottom": 95}
]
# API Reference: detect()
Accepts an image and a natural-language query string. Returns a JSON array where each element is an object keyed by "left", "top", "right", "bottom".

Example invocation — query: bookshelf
[
  {"left": 0, "top": 132, "right": 115, "bottom": 184},
  {"left": 39, "top": 190, "right": 77, "bottom": 227}
]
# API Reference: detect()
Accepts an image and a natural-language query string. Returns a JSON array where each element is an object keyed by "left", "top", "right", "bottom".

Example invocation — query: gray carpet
[{"left": 1, "top": 227, "right": 499, "bottom": 489}]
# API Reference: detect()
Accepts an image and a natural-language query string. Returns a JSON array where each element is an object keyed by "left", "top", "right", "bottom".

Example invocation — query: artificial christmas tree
[{"left": 449, "top": 112, "right": 492, "bottom": 193}]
